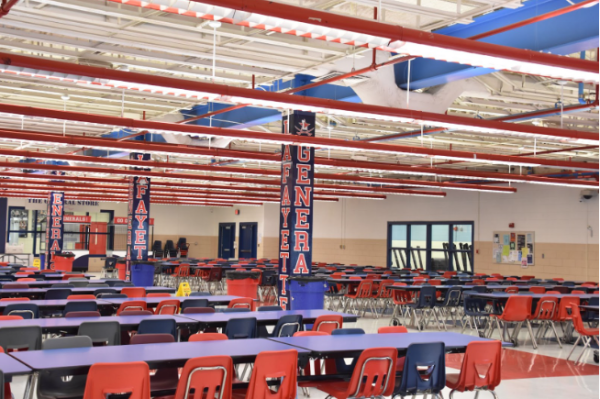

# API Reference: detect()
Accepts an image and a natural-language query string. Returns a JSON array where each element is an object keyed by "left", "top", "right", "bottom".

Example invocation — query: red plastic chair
[
  {"left": 571, "top": 290, "right": 586, "bottom": 294},
  {"left": 313, "top": 347, "right": 397, "bottom": 399},
  {"left": 169, "top": 356, "right": 233, "bottom": 399},
  {"left": 378, "top": 326, "right": 408, "bottom": 372},
  {"left": 67, "top": 295, "right": 96, "bottom": 300},
  {"left": 505, "top": 286, "right": 519, "bottom": 294},
  {"left": 489, "top": 296, "right": 537, "bottom": 348},
  {"left": 116, "top": 301, "right": 148, "bottom": 315},
  {"left": 553, "top": 278, "right": 564, "bottom": 282},
  {"left": 566, "top": 305, "right": 600, "bottom": 363},
  {"left": 0, "top": 315, "right": 23, "bottom": 321},
  {"left": 236, "top": 350, "right": 298, "bottom": 399},
  {"left": 532, "top": 296, "right": 561, "bottom": 347},
  {"left": 227, "top": 297, "right": 254, "bottom": 310},
  {"left": 472, "top": 279, "right": 485, "bottom": 286},
  {"left": 154, "top": 299, "right": 180, "bottom": 315},
  {"left": 555, "top": 296, "right": 580, "bottom": 325},
  {"left": 0, "top": 297, "right": 30, "bottom": 302},
  {"left": 121, "top": 287, "right": 146, "bottom": 298},
  {"left": 130, "top": 334, "right": 178, "bottom": 393},
  {"left": 311, "top": 315, "right": 343, "bottom": 334},
  {"left": 446, "top": 341, "right": 502, "bottom": 397},
  {"left": 294, "top": 331, "right": 335, "bottom": 396},
  {"left": 529, "top": 286, "right": 546, "bottom": 294},
  {"left": 62, "top": 274, "right": 85, "bottom": 280},
  {"left": 120, "top": 310, "right": 153, "bottom": 316},
  {"left": 16, "top": 278, "right": 35, "bottom": 282},
  {"left": 506, "top": 277, "right": 517, "bottom": 281},
  {"left": 82, "top": 362, "right": 150, "bottom": 399},
  {"left": 147, "top": 293, "right": 171, "bottom": 298},
  {"left": 344, "top": 280, "right": 374, "bottom": 316},
  {"left": 390, "top": 283, "right": 412, "bottom": 325},
  {"left": 2, "top": 284, "right": 28, "bottom": 289},
  {"left": 189, "top": 333, "right": 228, "bottom": 342}
]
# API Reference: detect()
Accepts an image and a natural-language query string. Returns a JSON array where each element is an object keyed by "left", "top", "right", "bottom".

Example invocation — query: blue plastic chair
[
  {"left": 181, "top": 299, "right": 209, "bottom": 313},
  {"left": 63, "top": 301, "right": 98, "bottom": 316},
  {"left": 435, "top": 287, "right": 462, "bottom": 329},
  {"left": 331, "top": 328, "right": 365, "bottom": 374},
  {"left": 44, "top": 289, "right": 72, "bottom": 300},
  {"left": 137, "top": 318, "right": 178, "bottom": 341},
  {"left": 272, "top": 315, "right": 303, "bottom": 337},
  {"left": 394, "top": 343, "right": 446, "bottom": 397},
  {"left": 3, "top": 303, "right": 39, "bottom": 319},
  {"left": 224, "top": 317, "right": 257, "bottom": 339},
  {"left": 461, "top": 291, "right": 490, "bottom": 335},
  {"left": 406, "top": 286, "right": 440, "bottom": 330}
]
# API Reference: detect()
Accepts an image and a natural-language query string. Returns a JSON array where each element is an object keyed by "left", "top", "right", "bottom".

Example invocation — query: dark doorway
[
  {"left": 218, "top": 223, "right": 236, "bottom": 259},
  {"left": 238, "top": 222, "right": 258, "bottom": 260}
]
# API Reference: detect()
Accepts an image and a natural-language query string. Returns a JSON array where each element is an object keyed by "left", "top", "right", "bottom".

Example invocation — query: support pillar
[
  {"left": 45, "top": 191, "right": 64, "bottom": 269},
  {"left": 126, "top": 153, "right": 151, "bottom": 281},
  {"left": 278, "top": 111, "right": 315, "bottom": 309}
]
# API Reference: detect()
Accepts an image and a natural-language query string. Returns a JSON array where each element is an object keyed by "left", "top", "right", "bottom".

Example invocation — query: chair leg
[
  {"left": 566, "top": 336, "right": 582, "bottom": 361},
  {"left": 525, "top": 319, "right": 538, "bottom": 349},
  {"left": 549, "top": 321, "right": 562, "bottom": 348}
]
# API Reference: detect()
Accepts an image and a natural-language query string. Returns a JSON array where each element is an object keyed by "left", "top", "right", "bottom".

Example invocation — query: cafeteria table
[
  {"left": 2, "top": 279, "right": 120, "bottom": 288},
  {"left": 0, "top": 352, "right": 32, "bottom": 377},
  {"left": 269, "top": 331, "right": 511, "bottom": 358},
  {"left": 0, "top": 314, "right": 196, "bottom": 334},
  {"left": 182, "top": 309, "right": 357, "bottom": 328},
  {"left": 580, "top": 305, "right": 599, "bottom": 311},
  {"left": 0, "top": 299, "right": 114, "bottom": 312},
  {"left": 101, "top": 295, "right": 243, "bottom": 307},
  {"left": 0, "top": 286, "right": 175, "bottom": 298}
]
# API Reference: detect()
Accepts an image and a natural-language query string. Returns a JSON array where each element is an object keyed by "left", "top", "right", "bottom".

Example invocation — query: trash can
[
  {"left": 289, "top": 276, "right": 328, "bottom": 310},
  {"left": 116, "top": 259, "right": 127, "bottom": 280},
  {"left": 131, "top": 261, "right": 156, "bottom": 287},
  {"left": 39, "top": 254, "right": 46, "bottom": 270},
  {"left": 53, "top": 253, "right": 75, "bottom": 272},
  {"left": 226, "top": 271, "right": 260, "bottom": 299}
]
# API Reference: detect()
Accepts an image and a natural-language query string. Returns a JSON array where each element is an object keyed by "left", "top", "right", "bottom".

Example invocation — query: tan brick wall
[{"left": 263, "top": 236, "right": 598, "bottom": 281}]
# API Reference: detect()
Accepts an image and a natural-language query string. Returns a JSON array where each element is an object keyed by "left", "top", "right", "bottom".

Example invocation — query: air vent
[{"left": 311, "top": 71, "right": 370, "bottom": 86}]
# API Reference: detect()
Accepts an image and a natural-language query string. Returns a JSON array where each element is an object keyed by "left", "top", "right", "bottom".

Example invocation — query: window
[{"left": 387, "top": 221, "right": 474, "bottom": 272}]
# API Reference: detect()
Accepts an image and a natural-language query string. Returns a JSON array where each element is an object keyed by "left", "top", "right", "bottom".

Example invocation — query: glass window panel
[
  {"left": 453, "top": 224, "right": 473, "bottom": 247},
  {"left": 431, "top": 224, "right": 449, "bottom": 251},
  {"left": 390, "top": 248, "right": 409, "bottom": 268},
  {"left": 391, "top": 224, "right": 407, "bottom": 248},
  {"left": 430, "top": 250, "right": 450, "bottom": 272}
]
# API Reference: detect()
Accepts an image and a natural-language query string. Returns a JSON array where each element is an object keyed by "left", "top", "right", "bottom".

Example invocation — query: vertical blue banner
[
  {"left": 126, "top": 153, "right": 151, "bottom": 280},
  {"left": 278, "top": 111, "right": 315, "bottom": 309},
  {"left": 45, "top": 191, "right": 64, "bottom": 270}
]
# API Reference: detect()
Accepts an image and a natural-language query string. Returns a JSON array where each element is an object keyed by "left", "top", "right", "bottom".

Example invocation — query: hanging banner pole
[
  {"left": 126, "top": 153, "right": 151, "bottom": 281},
  {"left": 45, "top": 191, "right": 64, "bottom": 270},
  {"left": 278, "top": 110, "right": 315, "bottom": 309}
]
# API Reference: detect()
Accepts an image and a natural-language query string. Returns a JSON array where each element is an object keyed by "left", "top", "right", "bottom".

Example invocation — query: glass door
[
  {"left": 389, "top": 224, "right": 408, "bottom": 269},
  {"left": 409, "top": 224, "right": 427, "bottom": 270}
]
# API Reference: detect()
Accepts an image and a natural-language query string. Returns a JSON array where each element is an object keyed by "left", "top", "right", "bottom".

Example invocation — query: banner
[
  {"left": 45, "top": 191, "right": 64, "bottom": 269},
  {"left": 278, "top": 111, "right": 315, "bottom": 309},
  {"left": 63, "top": 215, "right": 91, "bottom": 223},
  {"left": 126, "top": 153, "right": 151, "bottom": 280}
]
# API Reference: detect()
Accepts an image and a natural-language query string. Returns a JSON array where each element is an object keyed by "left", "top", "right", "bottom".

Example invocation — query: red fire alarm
[
  {"left": 235, "top": 209, "right": 240, "bottom": 215},
  {"left": 508, "top": 223, "right": 515, "bottom": 228}
]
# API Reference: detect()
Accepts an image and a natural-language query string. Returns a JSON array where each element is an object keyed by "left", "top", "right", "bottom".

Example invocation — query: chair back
[
  {"left": 63, "top": 301, "right": 98, "bottom": 316},
  {"left": 3, "top": 303, "right": 39, "bottom": 319},
  {"left": 182, "top": 299, "right": 210, "bottom": 313},
  {"left": 396, "top": 342, "right": 446, "bottom": 396},
  {"left": 183, "top": 307, "right": 216, "bottom": 314},
  {"left": 116, "top": 301, "right": 148, "bottom": 315},
  {"left": 78, "top": 321, "right": 120, "bottom": 346},
  {"left": 453, "top": 341, "right": 502, "bottom": 391},
  {"left": 137, "top": 318, "right": 177, "bottom": 340},
  {"left": 227, "top": 297, "right": 253, "bottom": 310},
  {"left": 345, "top": 347, "right": 397, "bottom": 398},
  {"left": 273, "top": 315, "right": 303, "bottom": 337},
  {"left": 189, "top": 333, "right": 228, "bottom": 342},
  {"left": 500, "top": 296, "right": 533, "bottom": 322},
  {"left": 83, "top": 362, "right": 150, "bottom": 399},
  {"left": 155, "top": 300, "right": 181, "bottom": 315},
  {"left": 65, "top": 311, "right": 102, "bottom": 318},
  {"left": 0, "top": 326, "right": 42, "bottom": 351},
  {"left": 556, "top": 296, "right": 580, "bottom": 322},
  {"left": 442, "top": 287, "right": 462, "bottom": 307},
  {"left": 312, "top": 315, "right": 343, "bottom": 334},
  {"left": 121, "top": 287, "right": 146, "bottom": 298},
  {"left": 130, "top": 333, "right": 174, "bottom": 345},
  {"left": 416, "top": 286, "right": 437, "bottom": 308},
  {"left": 245, "top": 350, "right": 297, "bottom": 399},
  {"left": 505, "top": 286, "right": 519, "bottom": 294},
  {"left": 44, "top": 288, "right": 72, "bottom": 300},
  {"left": 224, "top": 317, "right": 257, "bottom": 339},
  {"left": 378, "top": 326, "right": 408, "bottom": 333},
  {"left": 533, "top": 297, "right": 558, "bottom": 320},
  {"left": 529, "top": 286, "right": 546, "bottom": 294}
]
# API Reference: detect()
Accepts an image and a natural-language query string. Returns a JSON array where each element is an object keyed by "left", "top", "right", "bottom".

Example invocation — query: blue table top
[
  {"left": 3, "top": 280, "right": 118, "bottom": 288},
  {"left": 12, "top": 339, "right": 308, "bottom": 372},
  {"left": 471, "top": 292, "right": 599, "bottom": 300},
  {"left": 0, "top": 286, "right": 175, "bottom": 296},
  {"left": 0, "top": 299, "right": 113, "bottom": 310},
  {"left": 182, "top": 309, "right": 357, "bottom": 326},
  {"left": 270, "top": 332, "right": 510, "bottom": 355},
  {"left": 0, "top": 353, "right": 32, "bottom": 377},
  {"left": 580, "top": 305, "right": 599, "bottom": 311},
  {"left": 101, "top": 295, "right": 241, "bottom": 306},
  {"left": 0, "top": 315, "right": 195, "bottom": 332}
]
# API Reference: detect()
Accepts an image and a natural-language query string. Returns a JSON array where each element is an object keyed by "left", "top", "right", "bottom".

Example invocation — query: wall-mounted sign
[
  {"left": 63, "top": 215, "right": 91, "bottom": 223},
  {"left": 114, "top": 216, "right": 154, "bottom": 225},
  {"left": 29, "top": 199, "right": 100, "bottom": 206}
]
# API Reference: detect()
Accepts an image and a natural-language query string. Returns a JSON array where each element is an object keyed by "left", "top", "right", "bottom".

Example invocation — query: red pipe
[
  {"left": 0, "top": 0, "right": 19, "bottom": 17},
  {"left": 0, "top": 53, "right": 595, "bottom": 144},
  {"left": 186, "top": 0, "right": 596, "bottom": 75},
  {"left": 0, "top": 105, "right": 595, "bottom": 170}
]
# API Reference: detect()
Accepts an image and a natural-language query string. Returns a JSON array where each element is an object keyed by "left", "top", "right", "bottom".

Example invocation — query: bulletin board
[{"left": 492, "top": 231, "right": 535, "bottom": 266}]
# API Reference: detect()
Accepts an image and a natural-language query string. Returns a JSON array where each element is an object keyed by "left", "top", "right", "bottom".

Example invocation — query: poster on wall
[{"left": 493, "top": 231, "right": 535, "bottom": 266}]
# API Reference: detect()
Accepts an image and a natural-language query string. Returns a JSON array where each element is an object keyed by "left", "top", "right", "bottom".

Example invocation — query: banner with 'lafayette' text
[
  {"left": 45, "top": 191, "right": 64, "bottom": 269},
  {"left": 126, "top": 153, "right": 151, "bottom": 279},
  {"left": 278, "top": 111, "right": 315, "bottom": 309}
]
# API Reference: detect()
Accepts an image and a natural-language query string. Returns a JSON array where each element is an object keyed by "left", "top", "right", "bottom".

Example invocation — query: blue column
[
  {"left": 45, "top": 192, "right": 65, "bottom": 269},
  {"left": 278, "top": 111, "right": 315, "bottom": 309},
  {"left": 126, "top": 153, "right": 151, "bottom": 280}
]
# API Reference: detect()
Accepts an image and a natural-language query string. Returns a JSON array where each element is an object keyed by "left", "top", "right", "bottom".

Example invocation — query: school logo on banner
[
  {"left": 45, "top": 191, "right": 64, "bottom": 269},
  {"left": 278, "top": 111, "right": 315, "bottom": 309}
]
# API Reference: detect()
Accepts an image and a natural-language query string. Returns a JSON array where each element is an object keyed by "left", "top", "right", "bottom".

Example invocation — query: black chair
[
  {"left": 224, "top": 317, "right": 257, "bottom": 339},
  {"left": 0, "top": 326, "right": 42, "bottom": 351},
  {"left": 181, "top": 299, "right": 209, "bottom": 313},
  {"left": 38, "top": 336, "right": 93, "bottom": 399},
  {"left": 63, "top": 301, "right": 98, "bottom": 317},
  {"left": 78, "top": 321, "right": 120, "bottom": 346},
  {"left": 164, "top": 240, "right": 177, "bottom": 258},
  {"left": 271, "top": 315, "right": 303, "bottom": 337},
  {"left": 44, "top": 288, "right": 72, "bottom": 300},
  {"left": 3, "top": 303, "right": 39, "bottom": 319},
  {"left": 103, "top": 257, "right": 118, "bottom": 278},
  {"left": 153, "top": 240, "right": 164, "bottom": 258},
  {"left": 94, "top": 288, "right": 118, "bottom": 297},
  {"left": 137, "top": 319, "right": 177, "bottom": 341}
]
